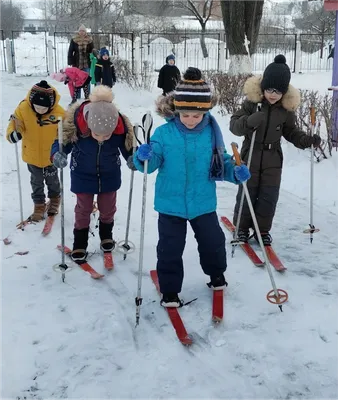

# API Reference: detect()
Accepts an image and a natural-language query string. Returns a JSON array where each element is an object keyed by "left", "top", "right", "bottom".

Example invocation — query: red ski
[
  {"left": 103, "top": 252, "right": 114, "bottom": 270},
  {"left": 57, "top": 245, "right": 104, "bottom": 279},
  {"left": 220, "top": 216, "right": 264, "bottom": 267},
  {"left": 212, "top": 290, "right": 223, "bottom": 323},
  {"left": 150, "top": 270, "right": 193, "bottom": 346},
  {"left": 265, "top": 246, "right": 287, "bottom": 272},
  {"left": 42, "top": 215, "right": 55, "bottom": 236}
]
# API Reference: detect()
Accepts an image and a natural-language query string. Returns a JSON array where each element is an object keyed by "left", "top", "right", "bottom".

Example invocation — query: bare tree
[
  {"left": 47, "top": 0, "right": 122, "bottom": 32},
  {"left": 294, "top": 2, "right": 336, "bottom": 56},
  {"left": 176, "top": 0, "right": 216, "bottom": 58},
  {"left": 1, "top": 1, "right": 24, "bottom": 38},
  {"left": 221, "top": 0, "right": 264, "bottom": 75}
]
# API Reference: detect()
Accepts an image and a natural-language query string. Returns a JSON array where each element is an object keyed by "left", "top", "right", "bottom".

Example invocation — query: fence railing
[
  {"left": 1, "top": 30, "right": 335, "bottom": 76},
  {"left": 0, "top": 30, "right": 6, "bottom": 71}
]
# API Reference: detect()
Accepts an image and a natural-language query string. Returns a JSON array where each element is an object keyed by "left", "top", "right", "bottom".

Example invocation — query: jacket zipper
[
  {"left": 257, "top": 104, "right": 271, "bottom": 198},
  {"left": 96, "top": 142, "right": 103, "bottom": 192},
  {"left": 184, "top": 134, "right": 188, "bottom": 218}
]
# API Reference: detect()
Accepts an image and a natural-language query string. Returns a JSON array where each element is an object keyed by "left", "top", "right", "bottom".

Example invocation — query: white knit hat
[{"left": 78, "top": 24, "right": 87, "bottom": 32}]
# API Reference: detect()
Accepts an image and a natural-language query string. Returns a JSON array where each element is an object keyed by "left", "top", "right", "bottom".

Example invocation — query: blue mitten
[
  {"left": 234, "top": 164, "right": 251, "bottom": 183},
  {"left": 137, "top": 144, "right": 152, "bottom": 161}
]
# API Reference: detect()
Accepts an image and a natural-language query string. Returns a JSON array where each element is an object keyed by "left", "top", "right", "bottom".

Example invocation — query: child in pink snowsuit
[{"left": 50, "top": 67, "right": 91, "bottom": 104}]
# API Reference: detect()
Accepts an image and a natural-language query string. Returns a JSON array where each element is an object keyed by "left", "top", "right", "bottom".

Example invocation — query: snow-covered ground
[{"left": 1, "top": 70, "right": 337, "bottom": 399}]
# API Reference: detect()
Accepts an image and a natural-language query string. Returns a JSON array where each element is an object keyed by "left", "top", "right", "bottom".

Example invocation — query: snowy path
[{"left": 1, "top": 73, "right": 337, "bottom": 399}]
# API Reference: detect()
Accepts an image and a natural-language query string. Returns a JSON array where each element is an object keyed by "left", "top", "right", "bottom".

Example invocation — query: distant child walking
[
  {"left": 6, "top": 80, "right": 65, "bottom": 222},
  {"left": 95, "top": 47, "right": 116, "bottom": 88},
  {"left": 157, "top": 54, "right": 181, "bottom": 96},
  {"left": 230, "top": 55, "right": 321, "bottom": 245},
  {"left": 131, "top": 67, "right": 250, "bottom": 307},
  {"left": 51, "top": 85, "right": 134, "bottom": 262}
]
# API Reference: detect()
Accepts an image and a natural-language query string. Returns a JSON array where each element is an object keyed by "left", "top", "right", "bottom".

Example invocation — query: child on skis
[
  {"left": 50, "top": 67, "right": 91, "bottom": 104},
  {"left": 230, "top": 54, "right": 321, "bottom": 245},
  {"left": 95, "top": 47, "right": 116, "bottom": 88},
  {"left": 157, "top": 54, "right": 181, "bottom": 96},
  {"left": 131, "top": 67, "right": 250, "bottom": 307},
  {"left": 6, "top": 80, "right": 65, "bottom": 222},
  {"left": 51, "top": 85, "right": 134, "bottom": 262}
]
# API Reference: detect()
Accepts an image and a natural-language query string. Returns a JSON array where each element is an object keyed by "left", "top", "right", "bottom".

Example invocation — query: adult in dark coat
[
  {"left": 157, "top": 54, "right": 181, "bottom": 96},
  {"left": 230, "top": 55, "right": 321, "bottom": 245},
  {"left": 67, "top": 24, "right": 94, "bottom": 98}
]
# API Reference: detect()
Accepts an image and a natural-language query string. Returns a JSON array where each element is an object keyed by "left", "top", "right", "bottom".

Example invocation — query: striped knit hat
[
  {"left": 173, "top": 67, "right": 211, "bottom": 112},
  {"left": 30, "top": 80, "right": 55, "bottom": 109}
]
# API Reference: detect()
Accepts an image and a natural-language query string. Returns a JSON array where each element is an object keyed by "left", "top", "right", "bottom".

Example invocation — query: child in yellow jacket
[{"left": 6, "top": 80, "right": 65, "bottom": 222}]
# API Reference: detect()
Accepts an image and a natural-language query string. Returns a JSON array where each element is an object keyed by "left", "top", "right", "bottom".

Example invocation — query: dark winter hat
[
  {"left": 167, "top": 54, "right": 175, "bottom": 62},
  {"left": 174, "top": 67, "right": 212, "bottom": 112},
  {"left": 261, "top": 54, "right": 291, "bottom": 95},
  {"left": 30, "top": 80, "right": 55, "bottom": 108},
  {"left": 100, "top": 47, "right": 109, "bottom": 57}
]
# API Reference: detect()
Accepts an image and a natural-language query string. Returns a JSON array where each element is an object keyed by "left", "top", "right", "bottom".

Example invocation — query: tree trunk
[
  {"left": 221, "top": 0, "right": 264, "bottom": 75},
  {"left": 200, "top": 24, "right": 208, "bottom": 58},
  {"left": 244, "top": 1, "right": 264, "bottom": 54}
]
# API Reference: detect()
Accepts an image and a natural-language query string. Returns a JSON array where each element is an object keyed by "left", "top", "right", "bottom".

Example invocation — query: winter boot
[
  {"left": 160, "top": 293, "right": 183, "bottom": 308},
  {"left": 29, "top": 203, "right": 46, "bottom": 222},
  {"left": 207, "top": 274, "right": 228, "bottom": 291},
  {"left": 71, "top": 227, "right": 89, "bottom": 262},
  {"left": 99, "top": 220, "right": 115, "bottom": 252},
  {"left": 236, "top": 229, "right": 250, "bottom": 243},
  {"left": 254, "top": 231, "right": 272, "bottom": 246},
  {"left": 47, "top": 196, "right": 61, "bottom": 216}
]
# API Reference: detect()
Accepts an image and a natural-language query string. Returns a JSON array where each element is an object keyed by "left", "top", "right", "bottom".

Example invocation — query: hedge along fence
[{"left": 203, "top": 71, "right": 336, "bottom": 160}]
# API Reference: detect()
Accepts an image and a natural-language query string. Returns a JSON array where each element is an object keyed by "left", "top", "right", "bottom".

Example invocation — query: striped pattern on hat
[
  {"left": 174, "top": 75, "right": 211, "bottom": 112},
  {"left": 29, "top": 81, "right": 55, "bottom": 108}
]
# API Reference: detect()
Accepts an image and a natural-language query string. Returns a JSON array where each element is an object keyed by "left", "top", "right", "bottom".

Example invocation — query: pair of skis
[
  {"left": 57, "top": 245, "right": 114, "bottom": 279},
  {"left": 150, "top": 270, "right": 224, "bottom": 346},
  {"left": 220, "top": 216, "right": 286, "bottom": 272}
]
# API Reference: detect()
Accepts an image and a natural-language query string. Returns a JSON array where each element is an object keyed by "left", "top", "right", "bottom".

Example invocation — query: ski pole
[
  {"left": 135, "top": 111, "right": 153, "bottom": 327},
  {"left": 231, "top": 103, "right": 261, "bottom": 256},
  {"left": 14, "top": 142, "right": 25, "bottom": 230},
  {"left": 117, "top": 124, "right": 138, "bottom": 259},
  {"left": 231, "top": 142, "right": 288, "bottom": 312},
  {"left": 303, "top": 106, "right": 319, "bottom": 242},
  {"left": 52, "top": 118, "right": 71, "bottom": 282},
  {"left": 10, "top": 115, "right": 26, "bottom": 230}
]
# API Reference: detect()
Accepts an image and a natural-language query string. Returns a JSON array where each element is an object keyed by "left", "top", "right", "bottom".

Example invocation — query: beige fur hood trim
[{"left": 243, "top": 75, "right": 301, "bottom": 112}]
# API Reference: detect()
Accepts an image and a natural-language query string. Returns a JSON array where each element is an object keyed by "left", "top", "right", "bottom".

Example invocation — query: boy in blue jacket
[
  {"left": 131, "top": 67, "right": 250, "bottom": 307},
  {"left": 51, "top": 85, "right": 133, "bottom": 261}
]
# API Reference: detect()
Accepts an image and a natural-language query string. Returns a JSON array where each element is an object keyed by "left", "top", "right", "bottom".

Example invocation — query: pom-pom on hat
[
  {"left": 83, "top": 85, "right": 119, "bottom": 135},
  {"left": 173, "top": 67, "right": 212, "bottom": 112},
  {"left": 30, "top": 80, "right": 55, "bottom": 108},
  {"left": 261, "top": 54, "right": 291, "bottom": 95}
]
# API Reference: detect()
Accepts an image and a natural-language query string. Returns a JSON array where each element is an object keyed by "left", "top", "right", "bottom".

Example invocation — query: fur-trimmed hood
[
  {"left": 243, "top": 75, "right": 300, "bottom": 112},
  {"left": 155, "top": 92, "right": 218, "bottom": 119},
  {"left": 72, "top": 32, "right": 93, "bottom": 45},
  {"left": 62, "top": 101, "right": 133, "bottom": 151}
]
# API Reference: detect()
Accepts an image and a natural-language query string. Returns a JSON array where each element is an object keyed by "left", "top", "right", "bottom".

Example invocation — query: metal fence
[
  {"left": 11, "top": 30, "right": 49, "bottom": 75},
  {"left": 2, "top": 30, "right": 335, "bottom": 76},
  {"left": 53, "top": 31, "right": 135, "bottom": 72},
  {"left": 0, "top": 30, "right": 6, "bottom": 71},
  {"left": 141, "top": 31, "right": 222, "bottom": 72}
]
